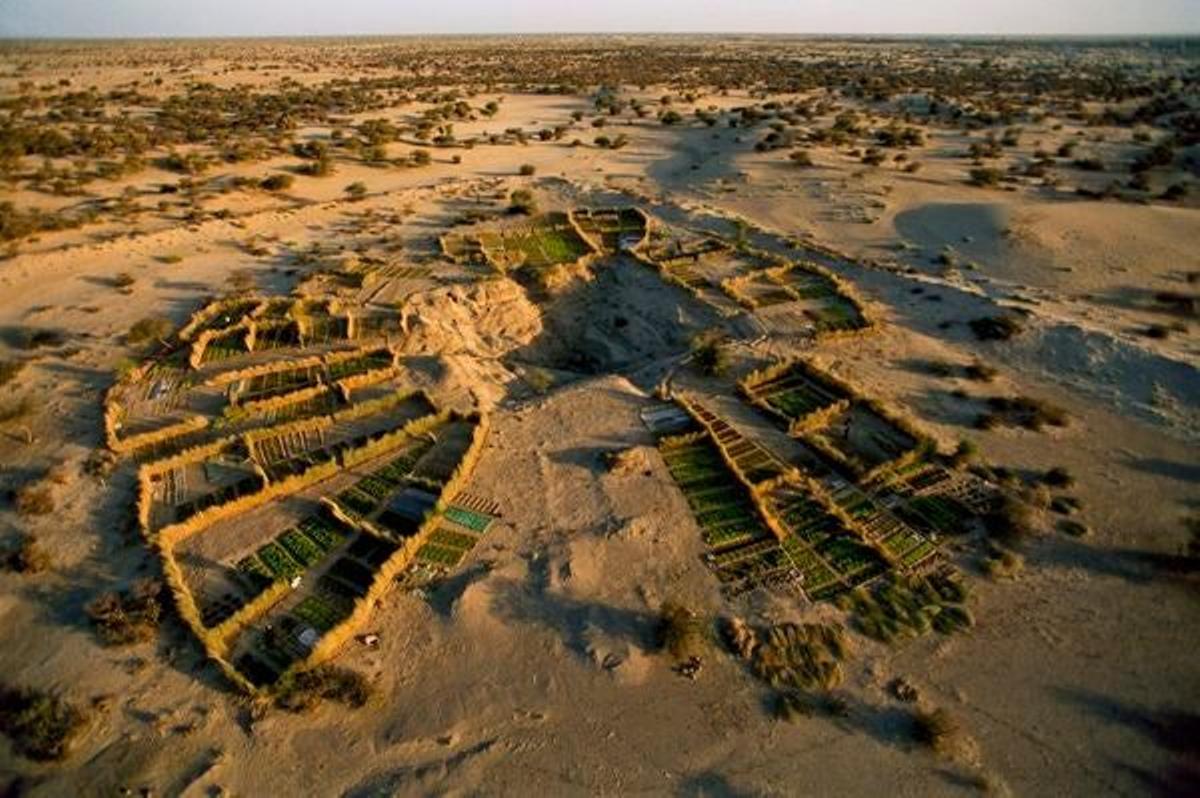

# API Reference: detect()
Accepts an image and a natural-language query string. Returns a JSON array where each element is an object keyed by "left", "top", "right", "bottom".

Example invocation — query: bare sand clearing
[{"left": 0, "top": 37, "right": 1197, "bottom": 797}]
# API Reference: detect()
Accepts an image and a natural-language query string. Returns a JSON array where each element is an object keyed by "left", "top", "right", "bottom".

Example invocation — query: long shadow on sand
[
  {"left": 1052, "top": 687, "right": 1200, "bottom": 796},
  {"left": 487, "top": 574, "right": 659, "bottom": 665}
]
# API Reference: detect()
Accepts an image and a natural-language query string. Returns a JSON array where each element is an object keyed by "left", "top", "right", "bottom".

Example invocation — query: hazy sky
[{"left": 1, "top": 0, "right": 1196, "bottom": 38}]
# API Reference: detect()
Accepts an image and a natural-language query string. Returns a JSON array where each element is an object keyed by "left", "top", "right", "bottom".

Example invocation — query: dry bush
[
  {"left": 978, "top": 396, "right": 1068, "bottom": 431},
  {"left": 690, "top": 334, "right": 729, "bottom": 377},
  {"left": 963, "top": 361, "right": 998, "bottom": 382},
  {"left": 85, "top": 580, "right": 163, "bottom": 646},
  {"left": 12, "top": 328, "right": 66, "bottom": 350},
  {"left": 5, "top": 535, "right": 51, "bottom": 574},
  {"left": 274, "top": 665, "right": 372, "bottom": 713},
  {"left": 0, "top": 684, "right": 89, "bottom": 761},
  {"left": 969, "top": 315, "right": 1023, "bottom": 341},
  {"left": 126, "top": 316, "right": 173, "bottom": 346},
  {"left": 518, "top": 163, "right": 536, "bottom": 176},
  {"left": 983, "top": 494, "right": 1034, "bottom": 544},
  {"left": 1042, "top": 466, "right": 1075, "bottom": 488},
  {"left": 112, "top": 272, "right": 136, "bottom": 289},
  {"left": 15, "top": 484, "right": 53, "bottom": 517},
  {"left": 509, "top": 189, "right": 536, "bottom": 215},
  {"left": 260, "top": 173, "right": 294, "bottom": 192},
  {"left": 982, "top": 545, "right": 1025, "bottom": 580},
  {"left": 949, "top": 439, "right": 978, "bottom": 468},
  {"left": 912, "top": 707, "right": 962, "bottom": 755},
  {"left": 748, "top": 622, "right": 846, "bottom": 692},
  {"left": 658, "top": 601, "right": 705, "bottom": 664}
]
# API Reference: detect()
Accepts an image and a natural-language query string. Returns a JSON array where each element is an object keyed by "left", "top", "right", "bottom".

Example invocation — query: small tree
[{"left": 509, "top": 189, "right": 536, "bottom": 215}]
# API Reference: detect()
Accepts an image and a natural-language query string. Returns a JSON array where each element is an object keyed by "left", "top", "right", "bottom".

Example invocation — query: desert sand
[{"left": 0, "top": 37, "right": 1196, "bottom": 797}]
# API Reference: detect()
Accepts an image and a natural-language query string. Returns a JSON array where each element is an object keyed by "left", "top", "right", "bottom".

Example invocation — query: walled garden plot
[{"left": 569, "top": 207, "right": 649, "bottom": 253}]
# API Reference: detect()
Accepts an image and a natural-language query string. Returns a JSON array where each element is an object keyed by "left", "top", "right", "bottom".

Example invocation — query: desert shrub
[
  {"left": 690, "top": 335, "right": 728, "bottom": 377},
  {"left": 912, "top": 707, "right": 961, "bottom": 755},
  {"left": 85, "top": 580, "right": 163, "bottom": 645},
  {"left": 660, "top": 110, "right": 684, "bottom": 125},
  {"left": 861, "top": 148, "right": 885, "bottom": 166},
  {"left": 1057, "top": 519, "right": 1090, "bottom": 537},
  {"left": 983, "top": 494, "right": 1034, "bottom": 544},
  {"left": 963, "top": 361, "right": 998, "bottom": 381},
  {"left": 508, "top": 189, "right": 537, "bottom": 215},
  {"left": 274, "top": 665, "right": 372, "bottom": 712},
  {"left": 968, "top": 315, "right": 1023, "bottom": 341},
  {"left": 1042, "top": 467, "right": 1074, "bottom": 488},
  {"left": 0, "top": 685, "right": 89, "bottom": 761},
  {"left": 789, "top": 149, "right": 813, "bottom": 167},
  {"left": 839, "top": 575, "right": 971, "bottom": 644},
  {"left": 15, "top": 485, "right": 53, "bottom": 517},
  {"left": 1073, "top": 157, "right": 1105, "bottom": 172},
  {"left": 4, "top": 535, "right": 51, "bottom": 574},
  {"left": 1050, "top": 495, "right": 1082, "bottom": 516},
  {"left": 0, "top": 360, "right": 26, "bottom": 388},
  {"left": 259, "top": 173, "right": 294, "bottom": 192},
  {"left": 126, "top": 316, "right": 173, "bottom": 346},
  {"left": 518, "top": 163, "right": 536, "bottom": 176},
  {"left": 978, "top": 395, "right": 1068, "bottom": 431},
  {"left": 160, "top": 151, "right": 208, "bottom": 175},
  {"left": 410, "top": 149, "right": 432, "bottom": 166},
  {"left": 298, "top": 156, "right": 333, "bottom": 177},
  {"left": 968, "top": 167, "right": 1003, "bottom": 187},
  {"left": 343, "top": 181, "right": 367, "bottom": 200},
  {"left": 982, "top": 545, "right": 1024, "bottom": 579},
  {"left": 112, "top": 272, "right": 136, "bottom": 289},
  {"left": 659, "top": 601, "right": 705, "bottom": 664},
  {"left": 12, "top": 328, "right": 66, "bottom": 350},
  {"left": 949, "top": 439, "right": 978, "bottom": 468}
]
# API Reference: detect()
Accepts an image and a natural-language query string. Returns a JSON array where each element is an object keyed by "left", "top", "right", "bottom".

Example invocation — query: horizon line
[{"left": 2, "top": 31, "right": 1199, "bottom": 42}]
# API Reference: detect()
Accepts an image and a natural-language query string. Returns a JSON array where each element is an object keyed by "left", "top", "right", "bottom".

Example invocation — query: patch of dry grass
[
  {"left": 0, "top": 684, "right": 89, "bottom": 761},
  {"left": 274, "top": 665, "right": 373, "bottom": 713},
  {"left": 86, "top": 580, "right": 163, "bottom": 646}
]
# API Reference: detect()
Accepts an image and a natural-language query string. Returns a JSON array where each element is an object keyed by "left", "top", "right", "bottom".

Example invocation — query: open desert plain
[{"left": 0, "top": 20, "right": 1197, "bottom": 798}]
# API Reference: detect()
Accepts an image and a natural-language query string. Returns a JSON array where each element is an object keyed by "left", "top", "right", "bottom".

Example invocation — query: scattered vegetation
[
  {"left": 912, "top": 707, "right": 963, "bottom": 756},
  {"left": 976, "top": 395, "right": 1068, "bottom": 431},
  {"left": 0, "top": 684, "right": 89, "bottom": 761},
  {"left": 3, "top": 534, "right": 51, "bottom": 574},
  {"left": 690, "top": 334, "right": 729, "bottom": 377},
  {"left": 969, "top": 315, "right": 1024, "bottom": 341},
  {"left": 126, "top": 316, "right": 174, "bottom": 346},
  {"left": 85, "top": 580, "right": 163, "bottom": 645},
  {"left": 659, "top": 601, "right": 706, "bottom": 674},
  {"left": 14, "top": 484, "right": 54, "bottom": 517},
  {"left": 274, "top": 665, "right": 373, "bottom": 712}
]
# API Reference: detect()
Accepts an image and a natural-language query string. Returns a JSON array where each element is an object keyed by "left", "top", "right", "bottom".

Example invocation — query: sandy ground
[{"left": 0, "top": 40, "right": 1197, "bottom": 797}]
